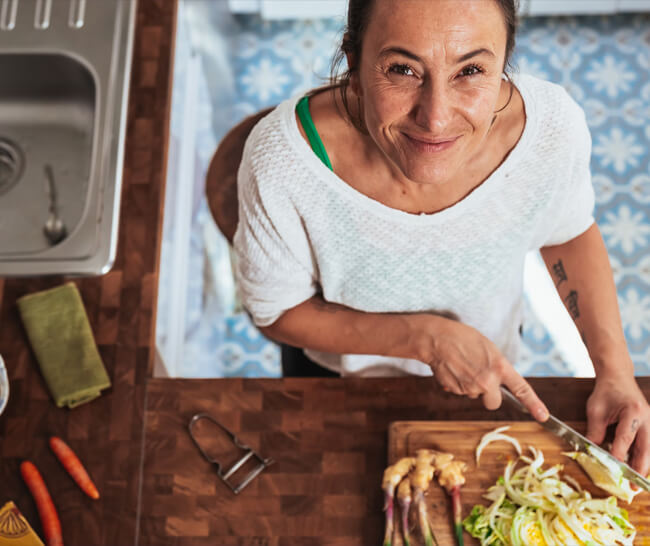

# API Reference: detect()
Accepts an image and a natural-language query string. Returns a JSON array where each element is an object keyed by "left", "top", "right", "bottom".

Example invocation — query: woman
[{"left": 232, "top": 0, "right": 650, "bottom": 475}]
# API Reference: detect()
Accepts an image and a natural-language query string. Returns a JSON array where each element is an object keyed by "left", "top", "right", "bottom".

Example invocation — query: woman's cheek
[
  {"left": 367, "top": 86, "right": 416, "bottom": 126},
  {"left": 379, "top": 95, "right": 413, "bottom": 123},
  {"left": 458, "top": 87, "right": 498, "bottom": 129}
]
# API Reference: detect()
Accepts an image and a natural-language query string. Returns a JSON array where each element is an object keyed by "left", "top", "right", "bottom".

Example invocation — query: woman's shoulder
[
  {"left": 518, "top": 73, "right": 586, "bottom": 123},
  {"left": 242, "top": 90, "right": 347, "bottom": 164},
  {"left": 239, "top": 95, "right": 308, "bottom": 187},
  {"left": 241, "top": 87, "right": 357, "bottom": 184},
  {"left": 238, "top": 92, "right": 337, "bottom": 203},
  {"left": 306, "top": 87, "right": 352, "bottom": 133},
  {"left": 517, "top": 73, "right": 589, "bottom": 151},
  {"left": 243, "top": 95, "right": 299, "bottom": 158}
]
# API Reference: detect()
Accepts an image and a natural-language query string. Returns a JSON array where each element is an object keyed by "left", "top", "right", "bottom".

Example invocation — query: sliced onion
[
  {"left": 475, "top": 425, "right": 522, "bottom": 466},
  {"left": 563, "top": 473, "right": 583, "bottom": 493},
  {"left": 464, "top": 443, "right": 637, "bottom": 546}
]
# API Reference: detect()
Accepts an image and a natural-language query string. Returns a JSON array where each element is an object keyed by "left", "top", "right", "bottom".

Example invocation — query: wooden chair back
[{"left": 205, "top": 108, "right": 273, "bottom": 243}]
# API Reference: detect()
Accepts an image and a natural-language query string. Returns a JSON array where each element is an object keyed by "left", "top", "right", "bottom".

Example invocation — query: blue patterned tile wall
[
  {"left": 172, "top": 12, "right": 650, "bottom": 378},
  {"left": 514, "top": 15, "right": 650, "bottom": 376}
]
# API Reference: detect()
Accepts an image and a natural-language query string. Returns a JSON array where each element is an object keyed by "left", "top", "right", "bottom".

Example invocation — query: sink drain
[{"left": 0, "top": 138, "right": 24, "bottom": 196}]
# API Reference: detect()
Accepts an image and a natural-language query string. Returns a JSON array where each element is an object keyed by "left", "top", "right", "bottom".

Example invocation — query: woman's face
[{"left": 353, "top": 0, "right": 509, "bottom": 186}]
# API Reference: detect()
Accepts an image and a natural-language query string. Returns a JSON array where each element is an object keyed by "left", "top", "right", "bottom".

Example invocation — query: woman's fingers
[
  {"left": 630, "top": 425, "right": 650, "bottom": 478},
  {"left": 480, "top": 374, "right": 502, "bottom": 410},
  {"left": 586, "top": 379, "right": 650, "bottom": 474},
  {"left": 428, "top": 334, "right": 545, "bottom": 415},
  {"left": 433, "top": 365, "right": 465, "bottom": 396},
  {"left": 585, "top": 400, "right": 608, "bottom": 446},
  {"left": 481, "top": 387, "right": 502, "bottom": 411},
  {"left": 611, "top": 406, "right": 643, "bottom": 463},
  {"left": 501, "top": 365, "right": 549, "bottom": 422}
]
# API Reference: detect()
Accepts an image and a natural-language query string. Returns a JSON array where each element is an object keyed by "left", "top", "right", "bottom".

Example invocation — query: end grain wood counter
[
  {"left": 138, "top": 376, "right": 650, "bottom": 546},
  {"left": 1, "top": 2, "right": 649, "bottom": 545},
  {"left": 0, "top": 1, "right": 177, "bottom": 545}
]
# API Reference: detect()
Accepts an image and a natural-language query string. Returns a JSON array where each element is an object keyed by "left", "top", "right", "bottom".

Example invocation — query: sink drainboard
[
  {"left": 0, "top": 0, "right": 136, "bottom": 275},
  {"left": 0, "top": 138, "right": 23, "bottom": 196}
]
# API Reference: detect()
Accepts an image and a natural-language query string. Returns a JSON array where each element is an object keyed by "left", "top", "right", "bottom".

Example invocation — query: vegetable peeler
[{"left": 188, "top": 413, "right": 274, "bottom": 495}]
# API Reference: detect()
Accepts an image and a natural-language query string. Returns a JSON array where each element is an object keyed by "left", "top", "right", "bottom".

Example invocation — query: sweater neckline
[{"left": 282, "top": 73, "right": 538, "bottom": 225}]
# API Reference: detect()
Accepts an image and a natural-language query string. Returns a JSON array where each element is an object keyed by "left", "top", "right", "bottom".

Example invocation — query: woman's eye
[
  {"left": 388, "top": 63, "right": 415, "bottom": 77},
  {"left": 459, "top": 64, "right": 484, "bottom": 77}
]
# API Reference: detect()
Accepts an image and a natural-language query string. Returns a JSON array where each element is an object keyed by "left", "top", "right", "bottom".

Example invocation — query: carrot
[
  {"left": 20, "top": 460, "right": 64, "bottom": 546},
  {"left": 48, "top": 437, "right": 100, "bottom": 500}
]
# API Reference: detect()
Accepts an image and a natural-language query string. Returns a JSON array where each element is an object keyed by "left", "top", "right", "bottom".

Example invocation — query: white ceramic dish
[{"left": 0, "top": 354, "right": 8, "bottom": 416}]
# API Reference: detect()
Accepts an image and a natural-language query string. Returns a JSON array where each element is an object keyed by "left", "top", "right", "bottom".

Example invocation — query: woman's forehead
[{"left": 364, "top": 0, "right": 507, "bottom": 60}]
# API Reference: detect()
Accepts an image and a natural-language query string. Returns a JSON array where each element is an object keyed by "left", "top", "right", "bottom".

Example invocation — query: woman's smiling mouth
[{"left": 403, "top": 133, "right": 460, "bottom": 153}]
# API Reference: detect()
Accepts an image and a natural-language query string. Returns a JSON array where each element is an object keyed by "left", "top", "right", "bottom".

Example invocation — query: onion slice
[
  {"left": 476, "top": 425, "right": 522, "bottom": 466},
  {"left": 464, "top": 445, "right": 637, "bottom": 545}
]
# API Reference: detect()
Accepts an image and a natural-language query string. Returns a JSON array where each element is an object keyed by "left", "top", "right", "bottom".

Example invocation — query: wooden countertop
[
  {"left": 138, "top": 376, "right": 650, "bottom": 545},
  {"left": 1, "top": 2, "right": 648, "bottom": 546},
  {"left": 0, "top": 0, "right": 177, "bottom": 544}
]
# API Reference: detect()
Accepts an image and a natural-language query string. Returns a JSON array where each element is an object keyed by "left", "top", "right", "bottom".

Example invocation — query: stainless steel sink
[{"left": 0, "top": 0, "right": 136, "bottom": 276}]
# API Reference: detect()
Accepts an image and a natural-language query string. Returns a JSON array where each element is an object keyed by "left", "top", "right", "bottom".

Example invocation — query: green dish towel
[{"left": 17, "top": 283, "right": 111, "bottom": 408}]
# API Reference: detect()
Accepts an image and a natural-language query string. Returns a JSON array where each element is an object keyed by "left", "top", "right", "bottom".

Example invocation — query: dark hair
[{"left": 329, "top": 0, "right": 519, "bottom": 130}]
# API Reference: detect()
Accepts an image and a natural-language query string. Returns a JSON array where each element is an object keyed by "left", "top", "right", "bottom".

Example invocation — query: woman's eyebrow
[
  {"left": 378, "top": 46, "right": 495, "bottom": 64},
  {"left": 378, "top": 47, "right": 422, "bottom": 62},
  {"left": 455, "top": 48, "right": 495, "bottom": 63}
]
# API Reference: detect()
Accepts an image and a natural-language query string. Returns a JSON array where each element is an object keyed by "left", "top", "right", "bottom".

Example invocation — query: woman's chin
[{"left": 399, "top": 162, "right": 455, "bottom": 186}]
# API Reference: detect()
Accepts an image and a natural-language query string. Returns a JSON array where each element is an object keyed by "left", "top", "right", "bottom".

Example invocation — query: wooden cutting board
[{"left": 388, "top": 421, "right": 650, "bottom": 545}]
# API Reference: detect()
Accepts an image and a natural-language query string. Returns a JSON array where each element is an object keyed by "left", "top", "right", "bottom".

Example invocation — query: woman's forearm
[
  {"left": 540, "top": 223, "right": 633, "bottom": 377},
  {"left": 259, "top": 296, "right": 444, "bottom": 362},
  {"left": 262, "top": 295, "right": 551, "bottom": 419}
]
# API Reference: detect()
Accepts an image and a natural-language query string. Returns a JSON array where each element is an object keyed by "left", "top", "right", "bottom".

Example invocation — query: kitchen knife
[{"left": 499, "top": 385, "right": 650, "bottom": 493}]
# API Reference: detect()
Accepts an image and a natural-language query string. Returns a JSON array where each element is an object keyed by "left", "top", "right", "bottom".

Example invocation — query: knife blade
[{"left": 499, "top": 386, "right": 650, "bottom": 493}]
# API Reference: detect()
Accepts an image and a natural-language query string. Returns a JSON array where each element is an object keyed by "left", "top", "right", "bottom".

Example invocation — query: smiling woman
[
  {"left": 329, "top": 0, "right": 519, "bottom": 200},
  {"left": 231, "top": 0, "right": 650, "bottom": 476}
]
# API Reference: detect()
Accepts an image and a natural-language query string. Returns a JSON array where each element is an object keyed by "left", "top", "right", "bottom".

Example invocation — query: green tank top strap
[{"left": 296, "top": 95, "right": 333, "bottom": 171}]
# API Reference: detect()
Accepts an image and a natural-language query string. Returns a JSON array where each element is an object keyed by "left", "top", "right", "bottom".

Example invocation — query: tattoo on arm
[
  {"left": 564, "top": 290, "right": 580, "bottom": 319},
  {"left": 552, "top": 259, "right": 579, "bottom": 320},
  {"left": 552, "top": 259, "right": 568, "bottom": 288}
]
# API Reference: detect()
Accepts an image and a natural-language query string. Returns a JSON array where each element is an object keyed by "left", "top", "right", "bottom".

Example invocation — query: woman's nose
[{"left": 414, "top": 81, "right": 452, "bottom": 132}]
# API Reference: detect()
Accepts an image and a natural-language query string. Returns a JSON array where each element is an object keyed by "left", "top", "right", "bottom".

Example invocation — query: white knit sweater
[{"left": 233, "top": 73, "right": 595, "bottom": 377}]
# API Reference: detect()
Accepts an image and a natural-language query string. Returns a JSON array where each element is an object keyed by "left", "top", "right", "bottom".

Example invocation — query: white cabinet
[
  {"left": 228, "top": 0, "right": 347, "bottom": 19},
  {"left": 229, "top": 0, "right": 650, "bottom": 18},
  {"left": 617, "top": 0, "right": 650, "bottom": 11},
  {"left": 521, "top": 0, "right": 616, "bottom": 15},
  {"left": 521, "top": 0, "right": 650, "bottom": 15}
]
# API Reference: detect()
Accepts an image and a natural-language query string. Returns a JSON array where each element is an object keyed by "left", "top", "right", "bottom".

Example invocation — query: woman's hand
[
  {"left": 586, "top": 372, "right": 650, "bottom": 476},
  {"left": 420, "top": 317, "right": 549, "bottom": 422}
]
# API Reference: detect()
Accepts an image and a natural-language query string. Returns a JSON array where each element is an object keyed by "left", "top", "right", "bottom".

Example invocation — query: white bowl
[{"left": 0, "top": 355, "right": 8, "bottom": 416}]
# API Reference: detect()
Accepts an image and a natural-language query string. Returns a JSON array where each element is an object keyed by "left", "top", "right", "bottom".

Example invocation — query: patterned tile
[{"left": 162, "top": 10, "right": 650, "bottom": 377}]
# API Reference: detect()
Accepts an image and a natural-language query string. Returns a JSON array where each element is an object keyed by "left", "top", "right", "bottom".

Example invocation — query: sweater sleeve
[
  {"left": 233, "top": 136, "right": 318, "bottom": 327},
  {"left": 541, "top": 99, "right": 596, "bottom": 247}
]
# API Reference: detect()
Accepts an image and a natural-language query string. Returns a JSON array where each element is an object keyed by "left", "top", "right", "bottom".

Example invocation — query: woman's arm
[
  {"left": 541, "top": 223, "right": 630, "bottom": 373},
  {"left": 261, "top": 296, "right": 549, "bottom": 420},
  {"left": 261, "top": 296, "right": 437, "bottom": 360},
  {"left": 540, "top": 223, "right": 650, "bottom": 474}
]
